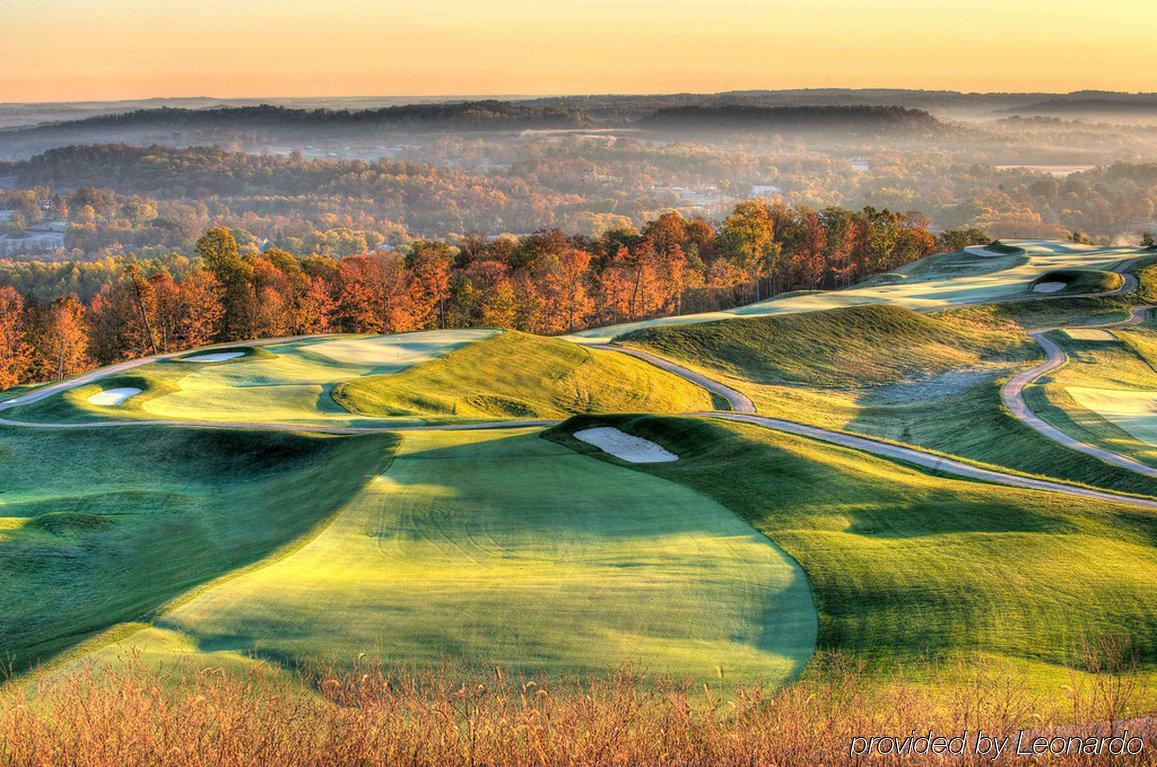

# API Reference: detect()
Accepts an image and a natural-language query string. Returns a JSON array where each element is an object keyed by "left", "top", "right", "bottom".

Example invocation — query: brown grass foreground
[{"left": 0, "top": 653, "right": 1152, "bottom": 767}]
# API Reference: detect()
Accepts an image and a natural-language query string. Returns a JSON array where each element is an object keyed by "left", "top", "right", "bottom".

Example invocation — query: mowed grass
[
  {"left": 617, "top": 304, "right": 1032, "bottom": 387},
  {"left": 0, "top": 425, "right": 393, "bottom": 674},
  {"left": 612, "top": 304, "right": 1156, "bottom": 496},
  {"left": 1023, "top": 329, "right": 1157, "bottom": 467},
  {"left": 1029, "top": 268, "right": 1123, "bottom": 295},
  {"left": 548, "top": 415, "right": 1157, "bottom": 695},
  {"left": 6, "top": 330, "right": 497, "bottom": 427},
  {"left": 94, "top": 428, "right": 815, "bottom": 685},
  {"left": 567, "top": 240, "right": 1144, "bottom": 343},
  {"left": 334, "top": 330, "right": 714, "bottom": 419}
]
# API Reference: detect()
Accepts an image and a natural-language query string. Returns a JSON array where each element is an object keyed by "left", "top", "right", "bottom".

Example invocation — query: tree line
[{"left": 0, "top": 201, "right": 975, "bottom": 389}]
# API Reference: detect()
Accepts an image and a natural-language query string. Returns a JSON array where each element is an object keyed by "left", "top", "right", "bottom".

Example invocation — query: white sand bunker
[
  {"left": 1032, "top": 281, "right": 1066, "bottom": 293},
  {"left": 176, "top": 351, "right": 245, "bottom": 362},
  {"left": 87, "top": 387, "right": 142, "bottom": 406},
  {"left": 574, "top": 427, "right": 678, "bottom": 463}
]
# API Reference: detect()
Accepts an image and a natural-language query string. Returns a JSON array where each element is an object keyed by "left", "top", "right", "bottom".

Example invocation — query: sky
[{"left": 1, "top": 0, "right": 1154, "bottom": 102}]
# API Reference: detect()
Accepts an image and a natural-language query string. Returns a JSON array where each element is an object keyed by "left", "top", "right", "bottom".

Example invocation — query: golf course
[{"left": 2, "top": 239, "right": 1155, "bottom": 713}]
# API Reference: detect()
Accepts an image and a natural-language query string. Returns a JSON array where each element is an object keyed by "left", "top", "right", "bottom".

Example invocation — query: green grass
[
  {"left": 612, "top": 306, "right": 1155, "bottom": 496},
  {"left": 617, "top": 304, "right": 1033, "bottom": 387},
  {"left": 1022, "top": 329, "right": 1157, "bottom": 468},
  {"left": 88, "top": 428, "right": 815, "bottom": 686},
  {"left": 0, "top": 426, "right": 393, "bottom": 675},
  {"left": 333, "top": 330, "right": 714, "bottom": 419},
  {"left": 982, "top": 240, "right": 1025, "bottom": 255},
  {"left": 7, "top": 330, "right": 497, "bottom": 427},
  {"left": 1029, "top": 268, "right": 1124, "bottom": 295},
  {"left": 547, "top": 415, "right": 1157, "bottom": 692},
  {"left": 940, "top": 295, "right": 1140, "bottom": 330}
]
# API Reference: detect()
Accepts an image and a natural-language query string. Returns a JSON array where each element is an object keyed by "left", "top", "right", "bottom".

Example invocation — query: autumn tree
[
  {"left": 196, "top": 227, "right": 253, "bottom": 340},
  {"left": 31, "top": 295, "right": 91, "bottom": 381},
  {"left": 405, "top": 241, "right": 453, "bottom": 330},
  {"left": 0, "top": 287, "right": 31, "bottom": 389},
  {"left": 720, "top": 201, "right": 776, "bottom": 301}
]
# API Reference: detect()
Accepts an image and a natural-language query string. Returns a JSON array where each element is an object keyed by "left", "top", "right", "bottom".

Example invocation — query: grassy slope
[
  {"left": 0, "top": 426, "right": 393, "bottom": 674},
  {"left": 334, "top": 330, "right": 714, "bottom": 419},
  {"left": 95, "top": 428, "right": 815, "bottom": 685},
  {"left": 617, "top": 304, "right": 1032, "bottom": 387},
  {"left": 548, "top": 415, "right": 1157, "bottom": 693},
  {"left": 1023, "top": 330, "right": 1157, "bottom": 467},
  {"left": 1030, "top": 268, "right": 1123, "bottom": 295},
  {"left": 7, "top": 330, "right": 496, "bottom": 427},
  {"left": 615, "top": 304, "right": 1156, "bottom": 497}
]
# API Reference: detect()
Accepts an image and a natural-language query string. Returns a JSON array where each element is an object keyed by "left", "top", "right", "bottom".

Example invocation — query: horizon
[{"left": 4, "top": 86, "right": 1157, "bottom": 109}]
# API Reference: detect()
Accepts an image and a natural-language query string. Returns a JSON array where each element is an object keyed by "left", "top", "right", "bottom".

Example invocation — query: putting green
[
  {"left": 99, "top": 428, "right": 816, "bottom": 684},
  {"left": 568, "top": 240, "right": 1142, "bottom": 343},
  {"left": 1066, "top": 387, "right": 1157, "bottom": 447}
]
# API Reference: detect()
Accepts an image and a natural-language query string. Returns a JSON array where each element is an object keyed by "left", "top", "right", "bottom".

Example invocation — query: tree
[
  {"left": 0, "top": 287, "right": 31, "bottom": 389},
  {"left": 720, "top": 201, "right": 776, "bottom": 301},
  {"left": 174, "top": 271, "right": 224, "bottom": 348},
  {"left": 538, "top": 246, "right": 594, "bottom": 333},
  {"left": 1141, "top": 231, "right": 1155, "bottom": 249},
  {"left": 297, "top": 277, "right": 335, "bottom": 334},
  {"left": 406, "top": 241, "right": 453, "bottom": 329},
  {"left": 196, "top": 227, "right": 253, "bottom": 339},
  {"left": 32, "top": 296, "right": 90, "bottom": 381}
]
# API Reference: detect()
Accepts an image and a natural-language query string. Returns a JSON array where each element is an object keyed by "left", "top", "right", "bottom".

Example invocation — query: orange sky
[{"left": 1, "top": 0, "right": 1154, "bottom": 102}]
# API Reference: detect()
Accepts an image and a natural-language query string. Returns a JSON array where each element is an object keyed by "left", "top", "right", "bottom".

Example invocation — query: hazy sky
[{"left": 2, "top": 0, "right": 1154, "bottom": 102}]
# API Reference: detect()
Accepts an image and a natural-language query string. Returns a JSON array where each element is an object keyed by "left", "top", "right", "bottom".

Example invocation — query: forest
[{"left": 0, "top": 201, "right": 962, "bottom": 388}]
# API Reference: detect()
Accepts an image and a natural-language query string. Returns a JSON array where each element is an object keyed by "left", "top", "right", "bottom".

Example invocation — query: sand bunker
[
  {"left": 1064, "top": 328, "right": 1115, "bottom": 341},
  {"left": 574, "top": 427, "right": 678, "bottom": 463},
  {"left": 1032, "top": 281, "right": 1066, "bottom": 293},
  {"left": 176, "top": 351, "right": 245, "bottom": 362},
  {"left": 87, "top": 387, "right": 142, "bottom": 406}
]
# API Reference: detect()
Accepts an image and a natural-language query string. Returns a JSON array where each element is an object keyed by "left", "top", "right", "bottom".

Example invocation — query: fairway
[
  {"left": 100, "top": 428, "right": 815, "bottom": 684},
  {"left": 6, "top": 330, "right": 499, "bottom": 427},
  {"left": 0, "top": 426, "right": 392, "bottom": 673},
  {"left": 567, "top": 240, "right": 1142, "bottom": 343}
]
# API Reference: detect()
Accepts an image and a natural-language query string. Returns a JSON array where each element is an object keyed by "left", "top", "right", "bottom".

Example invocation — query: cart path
[{"left": 1000, "top": 304, "right": 1157, "bottom": 479}]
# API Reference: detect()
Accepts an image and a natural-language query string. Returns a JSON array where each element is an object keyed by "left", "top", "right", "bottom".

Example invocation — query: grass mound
[
  {"left": 332, "top": 330, "right": 713, "bottom": 419},
  {"left": 985, "top": 240, "right": 1025, "bottom": 255},
  {"left": 1030, "top": 269, "right": 1123, "bottom": 295},
  {"left": 616, "top": 305, "right": 1032, "bottom": 387},
  {"left": 548, "top": 415, "right": 1157, "bottom": 687},
  {"left": 0, "top": 426, "right": 393, "bottom": 674},
  {"left": 162, "top": 346, "right": 275, "bottom": 364},
  {"left": 940, "top": 295, "right": 1139, "bottom": 331}
]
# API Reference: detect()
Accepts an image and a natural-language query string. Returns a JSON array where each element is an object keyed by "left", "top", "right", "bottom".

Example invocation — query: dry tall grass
[{"left": 0, "top": 652, "right": 1151, "bottom": 766}]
